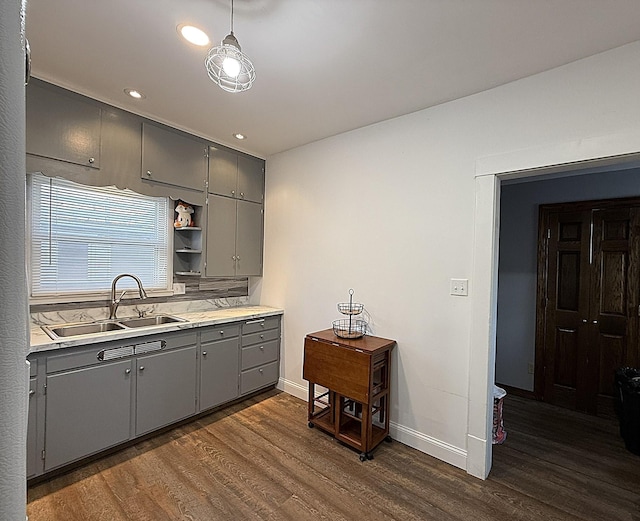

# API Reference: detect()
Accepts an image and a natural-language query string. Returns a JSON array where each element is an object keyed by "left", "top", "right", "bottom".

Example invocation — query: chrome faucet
[{"left": 109, "top": 274, "right": 148, "bottom": 319}]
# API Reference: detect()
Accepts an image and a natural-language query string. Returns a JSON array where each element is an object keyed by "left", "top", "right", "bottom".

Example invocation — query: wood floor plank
[{"left": 27, "top": 390, "right": 640, "bottom": 521}]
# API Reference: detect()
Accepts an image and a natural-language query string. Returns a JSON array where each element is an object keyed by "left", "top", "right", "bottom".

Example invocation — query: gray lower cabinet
[
  {"left": 27, "top": 377, "right": 38, "bottom": 478},
  {"left": 240, "top": 316, "right": 281, "bottom": 395},
  {"left": 28, "top": 315, "right": 281, "bottom": 478},
  {"left": 199, "top": 325, "right": 240, "bottom": 411},
  {"left": 44, "top": 359, "right": 133, "bottom": 472},
  {"left": 135, "top": 345, "right": 197, "bottom": 436},
  {"left": 205, "top": 195, "right": 263, "bottom": 277}
]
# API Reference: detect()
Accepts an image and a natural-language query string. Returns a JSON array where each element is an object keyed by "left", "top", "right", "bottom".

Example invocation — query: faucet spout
[{"left": 109, "top": 274, "right": 147, "bottom": 319}]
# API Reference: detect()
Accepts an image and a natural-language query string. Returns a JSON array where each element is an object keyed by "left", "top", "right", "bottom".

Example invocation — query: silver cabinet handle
[
  {"left": 582, "top": 319, "right": 587, "bottom": 323},
  {"left": 236, "top": 255, "right": 241, "bottom": 261},
  {"left": 240, "top": 192, "right": 245, "bottom": 198},
  {"left": 232, "top": 255, "right": 237, "bottom": 261},
  {"left": 125, "top": 368, "right": 131, "bottom": 375},
  {"left": 29, "top": 389, "right": 35, "bottom": 397},
  {"left": 202, "top": 351, "right": 207, "bottom": 357},
  {"left": 146, "top": 170, "right": 152, "bottom": 177},
  {"left": 231, "top": 190, "right": 235, "bottom": 196},
  {"left": 88, "top": 157, "right": 95, "bottom": 164},
  {"left": 260, "top": 335, "right": 264, "bottom": 339},
  {"left": 139, "top": 366, "right": 145, "bottom": 371},
  {"left": 219, "top": 330, "right": 224, "bottom": 335},
  {"left": 592, "top": 320, "right": 598, "bottom": 324},
  {"left": 259, "top": 346, "right": 264, "bottom": 351},
  {"left": 259, "top": 369, "right": 263, "bottom": 374}
]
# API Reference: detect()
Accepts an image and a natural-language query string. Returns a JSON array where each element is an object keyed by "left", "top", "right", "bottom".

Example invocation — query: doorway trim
[{"left": 467, "top": 129, "right": 640, "bottom": 479}]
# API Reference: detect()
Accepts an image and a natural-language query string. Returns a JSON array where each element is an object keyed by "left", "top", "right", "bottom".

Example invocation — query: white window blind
[{"left": 29, "top": 174, "right": 169, "bottom": 297}]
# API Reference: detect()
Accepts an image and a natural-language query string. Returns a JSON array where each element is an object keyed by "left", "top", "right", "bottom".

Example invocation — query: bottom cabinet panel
[
  {"left": 135, "top": 346, "right": 197, "bottom": 436},
  {"left": 27, "top": 377, "right": 38, "bottom": 478},
  {"left": 44, "top": 359, "right": 133, "bottom": 471},
  {"left": 200, "top": 337, "right": 239, "bottom": 411},
  {"left": 240, "top": 361, "right": 279, "bottom": 395}
]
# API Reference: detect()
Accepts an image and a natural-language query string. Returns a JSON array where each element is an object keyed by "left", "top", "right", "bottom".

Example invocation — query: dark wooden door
[{"left": 537, "top": 200, "right": 640, "bottom": 415}]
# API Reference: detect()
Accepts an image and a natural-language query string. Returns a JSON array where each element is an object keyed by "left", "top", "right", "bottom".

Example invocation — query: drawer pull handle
[
  {"left": 219, "top": 331, "right": 224, "bottom": 335},
  {"left": 260, "top": 335, "right": 264, "bottom": 339},
  {"left": 259, "top": 369, "right": 263, "bottom": 374},
  {"left": 259, "top": 346, "right": 264, "bottom": 351}
]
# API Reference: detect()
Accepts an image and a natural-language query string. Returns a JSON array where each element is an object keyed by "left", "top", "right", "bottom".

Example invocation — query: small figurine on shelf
[{"left": 174, "top": 200, "right": 194, "bottom": 228}]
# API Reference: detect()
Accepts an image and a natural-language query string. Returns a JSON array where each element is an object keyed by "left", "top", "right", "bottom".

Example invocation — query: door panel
[{"left": 538, "top": 200, "right": 640, "bottom": 416}]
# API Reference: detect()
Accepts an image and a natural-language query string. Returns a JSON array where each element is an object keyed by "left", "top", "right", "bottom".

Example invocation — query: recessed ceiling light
[
  {"left": 178, "top": 24, "right": 210, "bottom": 47},
  {"left": 124, "top": 88, "right": 145, "bottom": 99},
  {"left": 233, "top": 133, "right": 246, "bottom": 140}
]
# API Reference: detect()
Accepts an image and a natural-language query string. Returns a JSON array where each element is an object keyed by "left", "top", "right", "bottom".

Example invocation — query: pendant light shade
[{"left": 205, "top": 0, "right": 255, "bottom": 93}]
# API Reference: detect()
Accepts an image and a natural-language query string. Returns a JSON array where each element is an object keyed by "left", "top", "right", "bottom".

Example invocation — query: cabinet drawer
[
  {"left": 242, "top": 328, "right": 279, "bottom": 347},
  {"left": 200, "top": 323, "right": 240, "bottom": 343},
  {"left": 240, "top": 361, "right": 279, "bottom": 395},
  {"left": 241, "top": 339, "right": 279, "bottom": 370},
  {"left": 242, "top": 316, "right": 280, "bottom": 335},
  {"left": 46, "top": 330, "right": 197, "bottom": 373}
]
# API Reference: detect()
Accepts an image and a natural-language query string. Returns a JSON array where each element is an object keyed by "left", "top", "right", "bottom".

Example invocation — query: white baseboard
[{"left": 277, "top": 377, "right": 468, "bottom": 471}]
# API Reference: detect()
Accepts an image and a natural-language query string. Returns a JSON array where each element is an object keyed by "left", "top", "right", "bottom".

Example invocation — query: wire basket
[
  {"left": 332, "top": 319, "right": 367, "bottom": 339},
  {"left": 337, "top": 301, "right": 364, "bottom": 315}
]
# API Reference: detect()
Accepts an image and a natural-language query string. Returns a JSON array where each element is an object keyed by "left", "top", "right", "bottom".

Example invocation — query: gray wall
[
  {"left": 0, "top": 1, "right": 29, "bottom": 519},
  {"left": 496, "top": 167, "right": 640, "bottom": 390}
]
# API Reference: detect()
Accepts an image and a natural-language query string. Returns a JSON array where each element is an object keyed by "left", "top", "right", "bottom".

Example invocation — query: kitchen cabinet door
[
  {"left": 27, "top": 377, "right": 38, "bottom": 478},
  {"left": 208, "top": 146, "right": 238, "bottom": 198},
  {"left": 26, "top": 80, "right": 101, "bottom": 169},
  {"left": 141, "top": 123, "right": 206, "bottom": 191},
  {"left": 44, "top": 359, "right": 133, "bottom": 471},
  {"left": 237, "top": 155, "right": 264, "bottom": 204},
  {"left": 200, "top": 336, "right": 239, "bottom": 411},
  {"left": 208, "top": 146, "right": 264, "bottom": 204},
  {"left": 205, "top": 194, "right": 238, "bottom": 277},
  {"left": 236, "top": 200, "right": 263, "bottom": 276},
  {"left": 135, "top": 345, "right": 197, "bottom": 436}
]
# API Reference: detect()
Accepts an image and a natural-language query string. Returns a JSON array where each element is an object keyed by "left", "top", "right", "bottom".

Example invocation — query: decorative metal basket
[
  {"left": 337, "top": 301, "right": 364, "bottom": 315},
  {"left": 332, "top": 319, "right": 367, "bottom": 339}
]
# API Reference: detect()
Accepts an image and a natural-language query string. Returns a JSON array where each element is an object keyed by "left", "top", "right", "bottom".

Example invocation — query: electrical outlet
[
  {"left": 172, "top": 282, "right": 186, "bottom": 295},
  {"left": 527, "top": 362, "right": 534, "bottom": 375},
  {"left": 450, "top": 278, "right": 468, "bottom": 296}
]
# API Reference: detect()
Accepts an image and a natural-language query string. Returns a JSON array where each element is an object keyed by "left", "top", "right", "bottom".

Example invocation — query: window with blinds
[{"left": 29, "top": 173, "right": 170, "bottom": 298}]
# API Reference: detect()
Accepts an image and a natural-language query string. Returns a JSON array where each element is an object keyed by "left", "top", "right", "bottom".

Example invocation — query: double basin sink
[{"left": 42, "top": 314, "right": 186, "bottom": 340}]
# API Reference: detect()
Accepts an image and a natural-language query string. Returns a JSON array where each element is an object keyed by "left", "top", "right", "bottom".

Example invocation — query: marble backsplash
[{"left": 31, "top": 296, "right": 250, "bottom": 326}]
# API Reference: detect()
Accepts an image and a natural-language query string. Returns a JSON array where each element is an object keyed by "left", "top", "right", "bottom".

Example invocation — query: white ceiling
[{"left": 25, "top": 0, "right": 640, "bottom": 158}]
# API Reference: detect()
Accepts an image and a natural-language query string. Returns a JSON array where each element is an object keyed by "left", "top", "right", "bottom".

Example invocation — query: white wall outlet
[
  {"left": 450, "top": 278, "right": 468, "bottom": 296},
  {"left": 172, "top": 282, "right": 186, "bottom": 295}
]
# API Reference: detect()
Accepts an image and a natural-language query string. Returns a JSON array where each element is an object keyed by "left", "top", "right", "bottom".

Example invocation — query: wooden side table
[{"left": 302, "top": 329, "right": 396, "bottom": 461}]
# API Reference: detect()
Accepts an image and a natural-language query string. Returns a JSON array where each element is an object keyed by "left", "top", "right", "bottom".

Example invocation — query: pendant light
[{"left": 205, "top": 0, "right": 255, "bottom": 93}]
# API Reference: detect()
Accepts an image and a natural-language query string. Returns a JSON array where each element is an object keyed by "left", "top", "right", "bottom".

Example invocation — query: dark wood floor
[{"left": 27, "top": 391, "right": 640, "bottom": 520}]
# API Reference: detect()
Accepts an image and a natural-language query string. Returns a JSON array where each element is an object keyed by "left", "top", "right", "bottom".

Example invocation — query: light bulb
[{"left": 222, "top": 56, "right": 241, "bottom": 78}]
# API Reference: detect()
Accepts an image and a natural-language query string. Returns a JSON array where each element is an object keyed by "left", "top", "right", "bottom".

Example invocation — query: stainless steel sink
[
  {"left": 118, "top": 315, "right": 185, "bottom": 328},
  {"left": 44, "top": 321, "right": 125, "bottom": 338},
  {"left": 41, "top": 315, "right": 186, "bottom": 339}
]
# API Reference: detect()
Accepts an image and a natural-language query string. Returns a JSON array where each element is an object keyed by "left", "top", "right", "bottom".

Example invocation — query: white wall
[
  {"left": 497, "top": 168, "right": 640, "bottom": 391},
  {"left": 0, "top": 1, "right": 29, "bottom": 519},
  {"left": 256, "top": 41, "right": 640, "bottom": 474}
]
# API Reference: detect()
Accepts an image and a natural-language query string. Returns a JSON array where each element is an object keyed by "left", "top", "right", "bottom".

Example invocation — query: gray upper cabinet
[
  {"left": 205, "top": 195, "right": 263, "bottom": 277},
  {"left": 208, "top": 146, "right": 264, "bottom": 203},
  {"left": 26, "top": 81, "right": 102, "bottom": 169},
  {"left": 141, "top": 123, "right": 207, "bottom": 191}
]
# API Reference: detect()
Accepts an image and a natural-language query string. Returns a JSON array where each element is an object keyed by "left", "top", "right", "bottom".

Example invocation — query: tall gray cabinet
[{"left": 206, "top": 146, "right": 264, "bottom": 277}]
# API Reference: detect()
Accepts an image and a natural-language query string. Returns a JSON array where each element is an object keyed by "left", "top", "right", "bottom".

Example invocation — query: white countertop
[{"left": 29, "top": 305, "right": 284, "bottom": 354}]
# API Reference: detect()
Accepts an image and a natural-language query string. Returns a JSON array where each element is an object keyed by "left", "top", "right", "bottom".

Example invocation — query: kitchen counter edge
[{"left": 29, "top": 306, "right": 284, "bottom": 354}]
